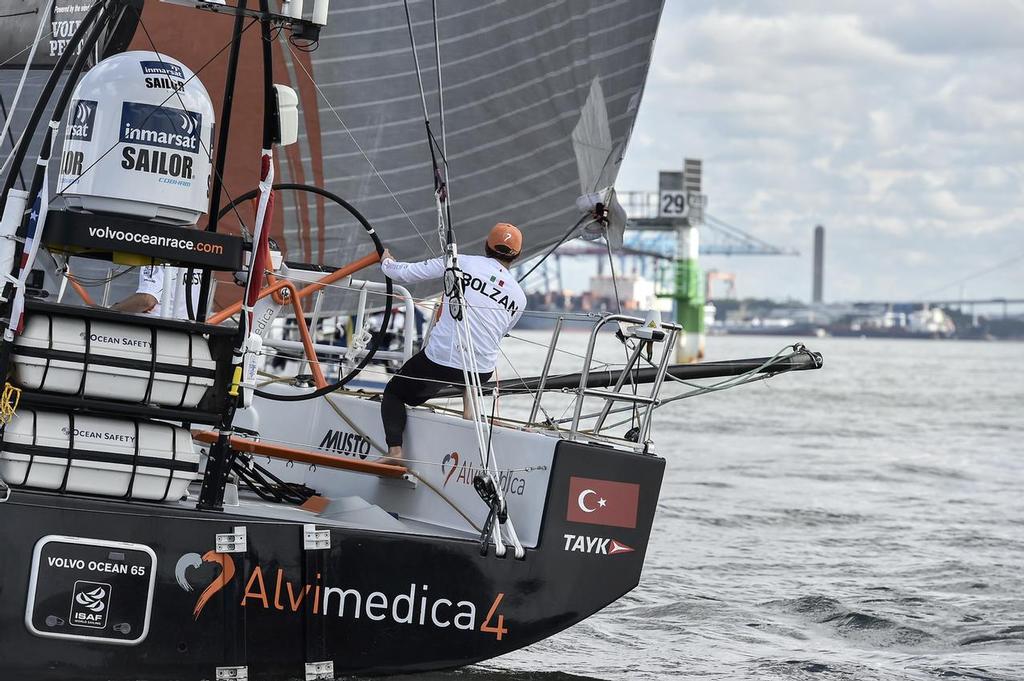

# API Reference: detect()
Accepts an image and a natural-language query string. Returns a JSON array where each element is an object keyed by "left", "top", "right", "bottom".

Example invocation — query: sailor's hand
[{"left": 381, "top": 248, "right": 394, "bottom": 263}]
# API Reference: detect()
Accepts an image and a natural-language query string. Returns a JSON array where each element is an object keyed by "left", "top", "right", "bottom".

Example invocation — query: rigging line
[
  {"left": 0, "top": 93, "right": 27, "bottom": 190},
  {"left": 605, "top": 239, "right": 623, "bottom": 315},
  {"left": 599, "top": 374, "right": 776, "bottom": 433},
  {"left": 0, "top": 0, "right": 54, "bottom": 177},
  {"left": 517, "top": 214, "right": 589, "bottom": 283},
  {"left": 431, "top": 0, "right": 447, "bottom": 164},
  {"left": 400, "top": 0, "right": 441, "bottom": 183},
  {"left": 264, "top": 351, "right": 624, "bottom": 393},
  {"left": 401, "top": 0, "right": 431, "bottom": 125},
  {"left": 505, "top": 332, "right": 612, "bottom": 366},
  {"left": 402, "top": 0, "right": 451, "bottom": 248},
  {"left": 576, "top": 345, "right": 804, "bottom": 428},
  {"left": 604, "top": 236, "right": 640, "bottom": 427},
  {"left": 913, "top": 250, "right": 1024, "bottom": 299},
  {"left": 430, "top": 0, "right": 454, "bottom": 235},
  {"left": 284, "top": 41, "right": 437, "bottom": 256},
  {"left": 0, "top": 30, "right": 53, "bottom": 70},
  {"left": 407, "top": 2, "right": 503, "bottom": 523},
  {"left": 263, "top": 341, "right": 622, "bottom": 386},
  {"left": 0, "top": 10, "right": 38, "bottom": 19},
  {"left": 496, "top": 345, "right": 559, "bottom": 428},
  {"left": 55, "top": 17, "right": 261, "bottom": 203}
]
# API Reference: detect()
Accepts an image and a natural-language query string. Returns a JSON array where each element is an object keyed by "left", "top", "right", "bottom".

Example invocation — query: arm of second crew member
[
  {"left": 379, "top": 248, "right": 446, "bottom": 283},
  {"left": 111, "top": 265, "right": 161, "bottom": 312}
]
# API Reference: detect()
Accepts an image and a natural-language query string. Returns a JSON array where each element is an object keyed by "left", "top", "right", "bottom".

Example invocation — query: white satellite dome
[{"left": 57, "top": 50, "right": 215, "bottom": 225}]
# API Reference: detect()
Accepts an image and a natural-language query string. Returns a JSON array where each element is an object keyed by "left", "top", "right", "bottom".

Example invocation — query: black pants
[{"left": 380, "top": 351, "right": 492, "bottom": 447}]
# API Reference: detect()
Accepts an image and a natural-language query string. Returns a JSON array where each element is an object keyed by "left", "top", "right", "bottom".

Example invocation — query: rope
[
  {"left": 517, "top": 214, "right": 589, "bottom": 284},
  {"left": 568, "top": 343, "right": 809, "bottom": 430},
  {"left": 284, "top": 41, "right": 438, "bottom": 256},
  {"left": 400, "top": 0, "right": 522, "bottom": 557},
  {"left": 602, "top": 237, "right": 640, "bottom": 432},
  {"left": 0, "top": 0, "right": 53, "bottom": 179}
]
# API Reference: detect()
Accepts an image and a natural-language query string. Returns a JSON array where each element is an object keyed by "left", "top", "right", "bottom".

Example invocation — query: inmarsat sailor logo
[
  {"left": 68, "top": 99, "right": 96, "bottom": 141},
  {"left": 119, "top": 101, "right": 201, "bottom": 182},
  {"left": 140, "top": 60, "right": 185, "bottom": 79},
  {"left": 119, "top": 101, "right": 201, "bottom": 153}
]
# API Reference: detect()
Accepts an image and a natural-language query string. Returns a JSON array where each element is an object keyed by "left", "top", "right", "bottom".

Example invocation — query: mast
[
  {"left": 197, "top": 0, "right": 275, "bottom": 511},
  {"left": 194, "top": 0, "right": 248, "bottom": 323}
]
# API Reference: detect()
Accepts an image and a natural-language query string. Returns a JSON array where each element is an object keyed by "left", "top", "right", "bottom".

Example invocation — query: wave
[{"left": 763, "top": 595, "right": 935, "bottom": 647}]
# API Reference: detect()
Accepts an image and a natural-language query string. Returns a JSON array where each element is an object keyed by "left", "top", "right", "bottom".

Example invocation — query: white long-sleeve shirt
[
  {"left": 381, "top": 254, "right": 525, "bottom": 372},
  {"left": 136, "top": 265, "right": 202, "bottom": 319}
]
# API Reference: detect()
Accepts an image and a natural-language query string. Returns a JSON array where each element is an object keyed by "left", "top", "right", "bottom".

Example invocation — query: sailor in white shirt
[
  {"left": 379, "top": 223, "right": 526, "bottom": 463},
  {"left": 111, "top": 265, "right": 202, "bottom": 320}
]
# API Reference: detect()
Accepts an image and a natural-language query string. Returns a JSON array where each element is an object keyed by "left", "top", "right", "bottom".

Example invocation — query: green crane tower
[{"left": 656, "top": 161, "right": 706, "bottom": 362}]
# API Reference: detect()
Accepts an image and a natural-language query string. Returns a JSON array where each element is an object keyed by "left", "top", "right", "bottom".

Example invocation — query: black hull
[{"left": 0, "top": 441, "right": 665, "bottom": 680}]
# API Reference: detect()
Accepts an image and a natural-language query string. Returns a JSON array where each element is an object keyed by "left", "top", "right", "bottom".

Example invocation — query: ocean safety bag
[
  {"left": 12, "top": 311, "right": 216, "bottom": 409},
  {"left": 0, "top": 409, "right": 199, "bottom": 501}
]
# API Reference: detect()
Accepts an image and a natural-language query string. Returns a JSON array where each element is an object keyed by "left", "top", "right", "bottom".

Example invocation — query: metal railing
[
  {"left": 261, "top": 275, "right": 417, "bottom": 370},
  {"left": 529, "top": 313, "right": 681, "bottom": 451}
]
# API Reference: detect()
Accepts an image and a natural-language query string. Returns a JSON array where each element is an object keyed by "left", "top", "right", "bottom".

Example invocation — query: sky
[{"left": 612, "top": 0, "right": 1024, "bottom": 304}]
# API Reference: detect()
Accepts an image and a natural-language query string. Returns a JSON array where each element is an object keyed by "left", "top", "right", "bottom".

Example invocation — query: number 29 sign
[{"left": 658, "top": 190, "right": 687, "bottom": 217}]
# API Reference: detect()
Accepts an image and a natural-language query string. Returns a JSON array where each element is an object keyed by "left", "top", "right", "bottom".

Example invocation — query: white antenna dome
[{"left": 57, "top": 50, "right": 215, "bottom": 225}]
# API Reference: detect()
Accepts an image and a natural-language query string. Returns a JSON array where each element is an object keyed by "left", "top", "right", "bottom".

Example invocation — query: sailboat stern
[{"left": 536, "top": 440, "right": 667, "bottom": 618}]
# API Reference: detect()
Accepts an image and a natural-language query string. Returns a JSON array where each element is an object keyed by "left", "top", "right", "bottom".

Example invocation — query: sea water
[{"left": 368, "top": 334, "right": 1023, "bottom": 680}]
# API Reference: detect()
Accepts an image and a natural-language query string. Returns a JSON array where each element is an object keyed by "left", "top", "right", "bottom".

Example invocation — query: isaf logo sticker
[{"left": 69, "top": 580, "right": 111, "bottom": 629}]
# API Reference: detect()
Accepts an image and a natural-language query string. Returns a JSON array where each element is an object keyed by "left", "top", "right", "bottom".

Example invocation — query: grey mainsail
[
  {"left": 1, "top": 0, "right": 664, "bottom": 312},
  {"left": 276, "top": 0, "right": 662, "bottom": 296}
]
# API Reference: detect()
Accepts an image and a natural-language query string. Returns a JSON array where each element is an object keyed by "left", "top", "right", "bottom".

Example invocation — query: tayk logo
[
  {"left": 68, "top": 99, "right": 96, "bottom": 141},
  {"left": 562, "top": 533, "right": 634, "bottom": 557},
  {"left": 119, "top": 101, "right": 201, "bottom": 153},
  {"left": 175, "top": 551, "right": 236, "bottom": 620},
  {"left": 70, "top": 580, "right": 111, "bottom": 628}
]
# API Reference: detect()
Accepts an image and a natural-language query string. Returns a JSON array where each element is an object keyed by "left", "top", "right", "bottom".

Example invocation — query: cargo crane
[{"left": 524, "top": 161, "right": 797, "bottom": 361}]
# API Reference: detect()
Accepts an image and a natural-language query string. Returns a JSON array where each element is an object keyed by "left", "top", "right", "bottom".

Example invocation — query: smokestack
[{"left": 812, "top": 225, "right": 824, "bottom": 304}]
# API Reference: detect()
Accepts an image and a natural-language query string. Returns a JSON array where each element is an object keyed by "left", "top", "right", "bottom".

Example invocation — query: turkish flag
[{"left": 566, "top": 476, "right": 640, "bottom": 529}]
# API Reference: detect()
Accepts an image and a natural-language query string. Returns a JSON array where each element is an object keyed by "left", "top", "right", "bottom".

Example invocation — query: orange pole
[
  {"left": 192, "top": 430, "right": 407, "bottom": 478},
  {"left": 62, "top": 264, "right": 96, "bottom": 306},
  {"left": 279, "top": 280, "right": 327, "bottom": 389},
  {"left": 293, "top": 251, "right": 382, "bottom": 302},
  {"left": 67, "top": 275, "right": 95, "bottom": 306},
  {"left": 208, "top": 251, "right": 380, "bottom": 325},
  {"left": 207, "top": 279, "right": 290, "bottom": 325}
]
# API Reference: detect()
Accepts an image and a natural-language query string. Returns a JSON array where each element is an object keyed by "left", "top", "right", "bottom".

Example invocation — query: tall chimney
[{"left": 812, "top": 225, "right": 824, "bottom": 304}]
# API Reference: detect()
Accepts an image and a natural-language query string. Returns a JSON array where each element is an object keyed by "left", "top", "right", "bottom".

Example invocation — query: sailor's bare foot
[{"left": 380, "top": 446, "right": 404, "bottom": 466}]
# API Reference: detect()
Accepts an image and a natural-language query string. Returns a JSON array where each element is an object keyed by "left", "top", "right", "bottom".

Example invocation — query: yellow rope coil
[{"left": 1, "top": 382, "right": 22, "bottom": 424}]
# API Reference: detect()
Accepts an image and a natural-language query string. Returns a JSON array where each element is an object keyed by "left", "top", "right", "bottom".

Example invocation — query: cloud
[{"left": 616, "top": 1, "right": 1024, "bottom": 301}]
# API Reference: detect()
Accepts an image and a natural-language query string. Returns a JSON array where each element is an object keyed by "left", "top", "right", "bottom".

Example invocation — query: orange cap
[{"left": 486, "top": 222, "right": 522, "bottom": 257}]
